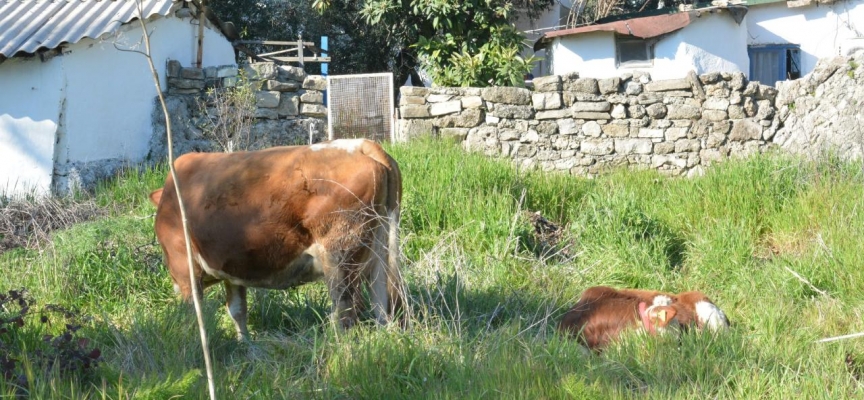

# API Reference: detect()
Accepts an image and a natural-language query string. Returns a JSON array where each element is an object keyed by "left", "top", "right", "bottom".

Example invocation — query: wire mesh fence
[{"left": 327, "top": 73, "right": 394, "bottom": 142}]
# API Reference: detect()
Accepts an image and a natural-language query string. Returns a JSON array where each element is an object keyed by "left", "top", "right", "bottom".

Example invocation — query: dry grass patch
[{"left": 0, "top": 197, "right": 105, "bottom": 253}]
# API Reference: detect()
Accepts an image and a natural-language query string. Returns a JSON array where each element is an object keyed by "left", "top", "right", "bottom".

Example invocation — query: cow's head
[{"left": 642, "top": 291, "right": 729, "bottom": 335}]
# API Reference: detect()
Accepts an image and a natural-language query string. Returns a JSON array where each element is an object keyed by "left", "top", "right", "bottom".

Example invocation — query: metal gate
[{"left": 326, "top": 73, "right": 394, "bottom": 142}]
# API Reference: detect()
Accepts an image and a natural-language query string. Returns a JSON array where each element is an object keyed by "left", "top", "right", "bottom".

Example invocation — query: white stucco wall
[
  {"left": 549, "top": 11, "right": 748, "bottom": 79},
  {"left": 0, "top": 14, "right": 234, "bottom": 197},
  {"left": 746, "top": 0, "right": 864, "bottom": 76}
]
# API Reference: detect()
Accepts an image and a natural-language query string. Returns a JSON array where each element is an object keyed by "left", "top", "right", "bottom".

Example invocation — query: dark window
[
  {"left": 748, "top": 44, "right": 801, "bottom": 86},
  {"left": 616, "top": 36, "right": 653, "bottom": 67}
]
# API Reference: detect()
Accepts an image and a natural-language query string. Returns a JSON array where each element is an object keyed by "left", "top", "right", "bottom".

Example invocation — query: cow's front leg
[{"left": 224, "top": 281, "right": 249, "bottom": 340}]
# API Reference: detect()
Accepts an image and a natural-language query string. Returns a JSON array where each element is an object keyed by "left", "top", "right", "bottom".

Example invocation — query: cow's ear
[
  {"left": 149, "top": 189, "right": 164, "bottom": 205},
  {"left": 648, "top": 306, "right": 677, "bottom": 328}
]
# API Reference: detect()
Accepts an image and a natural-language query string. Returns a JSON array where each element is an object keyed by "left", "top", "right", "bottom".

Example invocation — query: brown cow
[
  {"left": 149, "top": 139, "right": 405, "bottom": 339},
  {"left": 558, "top": 286, "right": 729, "bottom": 350}
]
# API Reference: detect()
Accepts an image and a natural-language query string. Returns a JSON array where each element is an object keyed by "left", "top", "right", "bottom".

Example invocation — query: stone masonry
[
  {"left": 397, "top": 53, "right": 864, "bottom": 177},
  {"left": 151, "top": 61, "right": 328, "bottom": 160}
]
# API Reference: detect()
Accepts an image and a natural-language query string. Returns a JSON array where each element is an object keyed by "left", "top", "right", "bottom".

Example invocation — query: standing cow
[{"left": 149, "top": 139, "right": 405, "bottom": 339}]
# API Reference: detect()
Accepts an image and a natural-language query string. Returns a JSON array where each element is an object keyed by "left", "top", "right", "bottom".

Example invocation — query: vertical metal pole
[
  {"left": 197, "top": 0, "right": 205, "bottom": 68},
  {"left": 298, "top": 35, "right": 305, "bottom": 69}
]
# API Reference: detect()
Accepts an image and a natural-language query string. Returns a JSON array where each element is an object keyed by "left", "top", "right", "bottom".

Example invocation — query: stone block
[
  {"left": 277, "top": 93, "right": 300, "bottom": 117},
  {"left": 654, "top": 141, "right": 675, "bottom": 154},
  {"left": 430, "top": 100, "right": 462, "bottom": 116},
  {"left": 602, "top": 122, "right": 630, "bottom": 137},
  {"left": 181, "top": 67, "right": 204, "bottom": 80},
  {"left": 532, "top": 92, "right": 562, "bottom": 110},
  {"left": 533, "top": 75, "right": 562, "bottom": 92},
  {"left": 265, "top": 80, "right": 300, "bottom": 92},
  {"left": 572, "top": 112, "right": 611, "bottom": 120},
  {"left": 728, "top": 119, "right": 762, "bottom": 141},
  {"left": 461, "top": 96, "right": 484, "bottom": 109},
  {"left": 703, "top": 97, "right": 730, "bottom": 111},
  {"left": 557, "top": 119, "right": 578, "bottom": 135},
  {"left": 615, "top": 138, "right": 653, "bottom": 154},
  {"left": 427, "top": 94, "right": 454, "bottom": 103},
  {"left": 646, "top": 103, "right": 667, "bottom": 118},
  {"left": 598, "top": 77, "right": 621, "bottom": 95},
  {"left": 302, "top": 75, "right": 327, "bottom": 91},
  {"left": 256, "top": 91, "right": 281, "bottom": 108},
  {"left": 300, "top": 90, "right": 323, "bottom": 104},
  {"left": 566, "top": 78, "right": 599, "bottom": 94},
  {"left": 702, "top": 109, "right": 728, "bottom": 121},
  {"left": 300, "top": 103, "right": 327, "bottom": 117},
  {"left": 166, "top": 59, "right": 181, "bottom": 78},
  {"left": 400, "top": 95, "right": 426, "bottom": 106},
  {"left": 482, "top": 87, "right": 531, "bottom": 105},
  {"left": 644, "top": 78, "right": 691, "bottom": 92},
  {"left": 625, "top": 81, "right": 643, "bottom": 95},
  {"left": 637, "top": 92, "right": 664, "bottom": 105},
  {"left": 666, "top": 104, "right": 702, "bottom": 119},
  {"left": 581, "top": 139, "right": 614, "bottom": 155},
  {"left": 217, "top": 66, "right": 238, "bottom": 78},
  {"left": 491, "top": 104, "right": 534, "bottom": 119},
  {"left": 401, "top": 105, "right": 431, "bottom": 119},
  {"left": 582, "top": 121, "right": 602, "bottom": 137},
  {"left": 535, "top": 109, "right": 570, "bottom": 120},
  {"left": 399, "top": 119, "right": 436, "bottom": 141},
  {"left": 571, "top": 101, "right": 611, "bottom": 112},
  {"left": 401, "top": 86, "right": 430, "bottom": 97},
  {"left": 638, "top": 128, "right": 665, "bottom": 138},
  {"left": 248, "top": 63, "right": 278, "bottom": 80},
  {"left": 675, "top": 139, "right": 701, "bottom": 152},
  {"left": 699, "top": 72, "right": 721, "bottom": 84},
  {"left": 434, "top": 109, "right": 484, "bottom": 128},
  {"left": 168, "top": 78, "right": 205, "bottom": 90},
  {"left": 665, "top": 127, "right": 689, "bottom": 141}
]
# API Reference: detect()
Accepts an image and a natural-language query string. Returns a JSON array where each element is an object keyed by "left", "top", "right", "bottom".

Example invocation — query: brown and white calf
[{"left": 558, "top": 286, "right": 729, "bottom": 350}]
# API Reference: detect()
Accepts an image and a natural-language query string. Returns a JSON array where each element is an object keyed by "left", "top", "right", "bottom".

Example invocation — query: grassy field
[{"left": 1, "top": 139, "right": 864, "bottom": 399}]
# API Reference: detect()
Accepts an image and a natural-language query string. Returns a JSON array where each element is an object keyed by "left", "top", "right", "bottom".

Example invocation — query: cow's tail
[{"left": 384, "top": 152, "right": 409, "bottom": 327}]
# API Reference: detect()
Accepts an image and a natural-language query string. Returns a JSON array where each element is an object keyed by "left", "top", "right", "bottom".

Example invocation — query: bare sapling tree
[
  {"left": 114, "top": 3, "right": 217, "bottom": 399},
  {"left": 197, "top": 71, "right": 257, "bottom": 152}
]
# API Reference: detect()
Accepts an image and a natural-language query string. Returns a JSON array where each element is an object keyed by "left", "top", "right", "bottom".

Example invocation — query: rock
[
  {"left": 532, "top": 93, "right": 563, "bottom": 110},
  {"left": 429, "top": 100, "right": 462, "bottom": 116},
  {"left": 644, "top": 78, "right": 691, "bottom": 92},
  {"left": 256, "top": 91, "right": 281, "bottom": 108},
  {"left": 581, "top": 139, "right": 614, "bottom": 155},
  {"left": 598, "top": 77, "right": 621, "bottom": 95},
  {"left": 728, "top": 119, "right": 762, "bottom": 141},
  {"left": 582, "top": 121, "right": 602, "bottom": 137},
  {"left": 278, "top": 65, "right": 306, "bottom": 82},
  {"left": 646, "top": 103, "right": 667, "bottom": 118},
  {"left": 625, "top": 81, "right": 643, "bottom": 95},
  {"left": 666, "top": 104, "right": 702, "bottom": 119},
  {"left": 491, "top": 104, "right": 534, "bottom": 119},
  {"left": 461, "top": 96, "right": 484, "bottom": 109},
  {"left": 399, "top": 95, "right": 425, "bottom": 106},
  {"left": 482, "top": 87, "right": 531, "bottom": 105},
  {"left": 427, "top": 94, "right": 454, "bottom": 103},
  {"left": 277, "top": 93, "right": 300, "bottom": 117},
  {"left": 615, "top": 138, "right": 653, "bottom": 154},
  {"left": 571, "top": 101, "right": 611, "bottom": 112},
  {"left": 302, "top": 75, "right": 327, "bottom": 91},
  {"left": 265, "top": 80, "right": 300, "bottom": 92},
  {"left": 401, "top": 86, "right": 430, "bottom": 97},
  {"left": 566, "top": 78, "right": 599, "bottom": 94},
  {"left": 400, "top": 105, "right": 431, "bottom": 119},
  {"left": 703, "top": 97, "right": 730, "bottom": 111},
  {"left": 535, "top": 109, "right": 570, "bottom": 120},
  {"left": 300, "top": 103, "right": 327, "bottom": 117},
  {"left": 533, "top": 75, "right": 562, "bottom": 92}
]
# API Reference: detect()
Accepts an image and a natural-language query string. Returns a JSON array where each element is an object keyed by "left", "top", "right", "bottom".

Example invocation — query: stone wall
[
  {"left": 397, "top": 53, "right": 864, "bottom": 177},
  {"left": 149, "top": 61, "right": 328, "bottom": 160}
]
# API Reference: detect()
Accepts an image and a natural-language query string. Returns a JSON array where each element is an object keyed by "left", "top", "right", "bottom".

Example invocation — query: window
[
  {"left": 748, "top": 44, "right": 801, "bottom": 86},
  {"left": 616, "top": 36, "right": 654, "bottom": 67}
]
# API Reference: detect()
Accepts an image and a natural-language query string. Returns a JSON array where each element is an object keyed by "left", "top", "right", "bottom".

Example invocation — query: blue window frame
[{"left": 748, "top": 44, "right": 801, "bottom": 86}]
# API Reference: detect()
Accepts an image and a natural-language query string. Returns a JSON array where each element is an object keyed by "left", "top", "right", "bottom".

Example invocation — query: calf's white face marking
[
  {"left": 695, "top": 300, "right": 728, "bottom": 331},
  {"left": 652, "top": 295, "right": 673, "bottom": 306}
]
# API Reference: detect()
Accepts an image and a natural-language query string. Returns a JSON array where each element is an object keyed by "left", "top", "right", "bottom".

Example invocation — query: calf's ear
[
  {"left": 648, "top": 306, "right": 678, "bottom": 328},
  {"left": 149, "top": 189, "right": 164, "bottom": 206}
]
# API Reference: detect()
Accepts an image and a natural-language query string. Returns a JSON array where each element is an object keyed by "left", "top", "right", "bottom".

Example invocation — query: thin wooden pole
[{"left": 135, "top": 4, "right": 216, "bottom": 399}]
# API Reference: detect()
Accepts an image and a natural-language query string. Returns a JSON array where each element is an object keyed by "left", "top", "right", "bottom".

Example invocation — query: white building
[
  {"left": 0, "top": 0, "right": 236, "bottom": 197},
  {"left": 531, "top": 0, "right": 864, "bottom": 83}
]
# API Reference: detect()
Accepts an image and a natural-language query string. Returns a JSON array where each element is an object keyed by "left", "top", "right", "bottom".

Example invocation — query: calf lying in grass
[{"left": 558, "top": 286, "right": 729, "bottom": 350}]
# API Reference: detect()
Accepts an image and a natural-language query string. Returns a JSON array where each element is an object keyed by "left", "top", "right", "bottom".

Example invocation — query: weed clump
[
  {"left": 0, "top": 197, "right": 103, "bottom": 252},
  {"left": 0, "top": 289, "right": 101, "bottom": 392}
]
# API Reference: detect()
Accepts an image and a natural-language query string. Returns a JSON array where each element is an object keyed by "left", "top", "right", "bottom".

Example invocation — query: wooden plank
[
  {"left": 264, "top": 56, "right": 332, "bottom": 63},
  {"left": 258, "top": 48, "right": 299, "bottom": 57},
  {"left": 234, "top": 40, "right": 315, "bottom": 46}
]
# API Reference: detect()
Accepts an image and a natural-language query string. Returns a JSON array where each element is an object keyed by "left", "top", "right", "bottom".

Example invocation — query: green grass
[{"left": 2, "top": 140, "right": 864, "bottom": 398}]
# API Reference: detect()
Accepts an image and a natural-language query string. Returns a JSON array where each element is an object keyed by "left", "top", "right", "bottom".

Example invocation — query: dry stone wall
[
  {"left": 149, "top": 61, "right": 328, "bottom": 160},
  {"left": 398, "top": 54, "right": 864, "bottom": 177}
]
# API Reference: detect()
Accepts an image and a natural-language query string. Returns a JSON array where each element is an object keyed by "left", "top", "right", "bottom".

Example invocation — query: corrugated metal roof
[{"left": 0, "top": 0, "right": 176, "bottom": 59}]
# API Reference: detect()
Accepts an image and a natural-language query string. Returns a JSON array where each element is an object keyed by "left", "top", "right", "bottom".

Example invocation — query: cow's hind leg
[
  {"left": 224, "top": 281, "right": 249, "bottom": 340},
  {"left": 319, "top": 252, "right": 359, "bottom": 330}
]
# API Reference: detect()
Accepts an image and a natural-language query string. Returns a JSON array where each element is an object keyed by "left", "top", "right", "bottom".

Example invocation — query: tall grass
[{"left": 1, "top": 140, "right": 863, "bottom": 398}]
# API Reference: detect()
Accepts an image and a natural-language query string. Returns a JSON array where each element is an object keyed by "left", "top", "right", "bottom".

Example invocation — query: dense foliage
[{"left": 211, "top": 0, "right": 554, "bottom": 87}]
